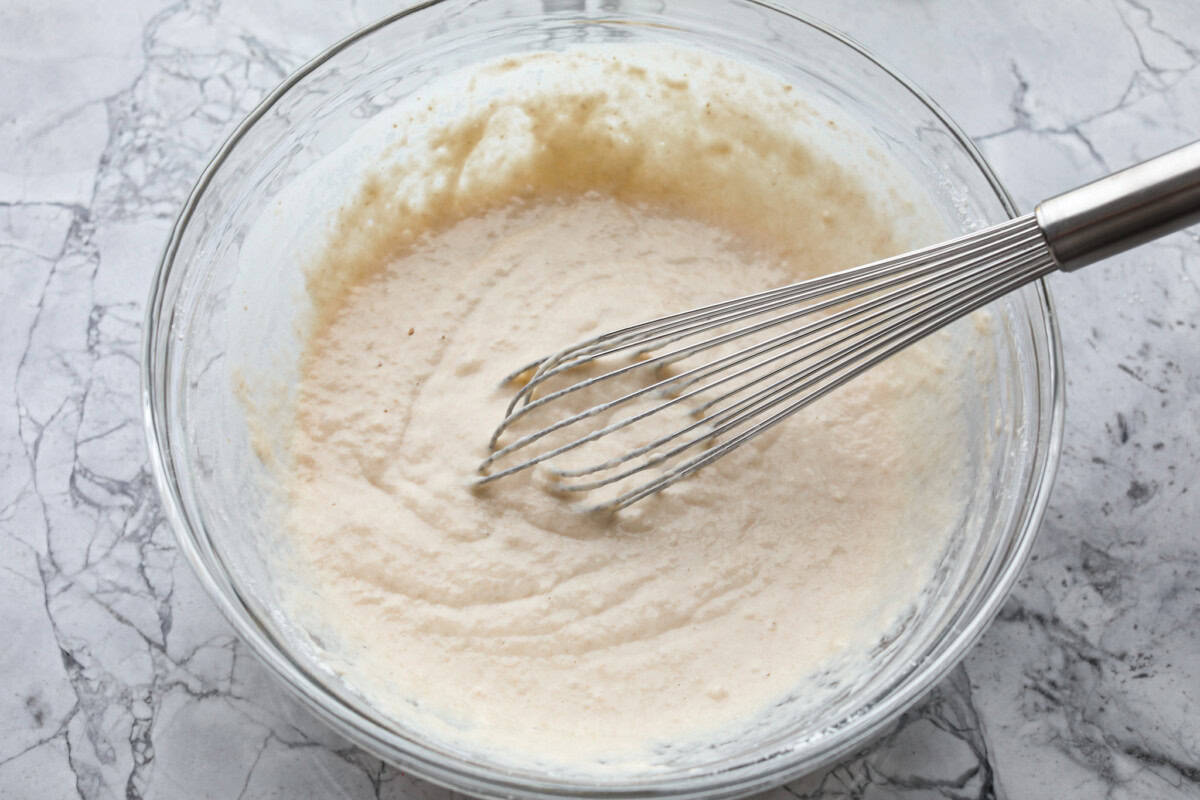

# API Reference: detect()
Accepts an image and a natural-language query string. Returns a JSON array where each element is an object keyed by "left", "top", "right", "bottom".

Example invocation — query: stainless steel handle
[{"left": 1035, "top": 140, "right": 1200, "bottom": 271}]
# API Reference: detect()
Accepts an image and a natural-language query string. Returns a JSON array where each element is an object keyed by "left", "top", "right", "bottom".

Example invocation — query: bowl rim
[{"left": 141, "top": 1, "right": 1065, "bottom": 797}]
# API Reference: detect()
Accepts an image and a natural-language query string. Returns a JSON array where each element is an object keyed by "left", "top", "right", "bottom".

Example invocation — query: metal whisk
[{"left": 477, "top": 141, "right": 1200, "bottom": 510}]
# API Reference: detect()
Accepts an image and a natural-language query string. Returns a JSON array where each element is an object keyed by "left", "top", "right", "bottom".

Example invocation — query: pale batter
[{"left": 275, "top": 47, "right": 987, "bottom": 771}]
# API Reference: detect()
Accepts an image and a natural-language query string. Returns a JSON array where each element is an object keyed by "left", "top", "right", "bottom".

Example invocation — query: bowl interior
[{"left": 144, "top": 1, "right": 1061, "bottom": 796}]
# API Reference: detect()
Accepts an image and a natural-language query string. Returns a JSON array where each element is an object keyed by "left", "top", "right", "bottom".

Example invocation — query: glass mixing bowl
[{"left": 142, "top": 1, "right": 1064, "bottom": 797}]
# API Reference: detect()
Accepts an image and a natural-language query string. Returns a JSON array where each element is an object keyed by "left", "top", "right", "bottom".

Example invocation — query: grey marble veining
[{"left": 1, "top": 1, "right": 1197, "bottom": 798}]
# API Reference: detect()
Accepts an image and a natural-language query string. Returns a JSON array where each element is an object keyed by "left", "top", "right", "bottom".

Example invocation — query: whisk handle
[{"left": 1036, "top": 140, "right": 1200, "bottom": 271}]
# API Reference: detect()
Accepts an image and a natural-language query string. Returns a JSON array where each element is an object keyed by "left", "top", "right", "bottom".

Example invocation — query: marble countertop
[{"left": 3, "top": 1, "right": 1198, "bottom": 797}]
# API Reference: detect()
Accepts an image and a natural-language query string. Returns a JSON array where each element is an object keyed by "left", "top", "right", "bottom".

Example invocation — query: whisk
[{"left": 476, "top": 141, "right": 1200, "bottom": 510}]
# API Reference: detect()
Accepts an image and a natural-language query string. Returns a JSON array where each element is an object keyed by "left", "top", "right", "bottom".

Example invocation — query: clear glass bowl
[{"left": 142, "top": 1, "right": 1064, "bottom": 797}]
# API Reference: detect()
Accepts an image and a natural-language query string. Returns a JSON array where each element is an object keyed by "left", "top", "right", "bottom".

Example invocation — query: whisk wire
[{"left": 477, "top": 214, "right": 1058, "bottom": 508}]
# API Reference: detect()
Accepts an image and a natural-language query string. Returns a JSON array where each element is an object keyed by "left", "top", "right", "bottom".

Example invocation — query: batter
[{"left": 276, "top": 47, "right": 985, "bottom": 770}]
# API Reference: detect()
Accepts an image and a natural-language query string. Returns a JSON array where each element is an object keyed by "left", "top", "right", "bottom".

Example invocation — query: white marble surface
[{"left": 2, "top": 0, "right": 1198, "bottom": 797}]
